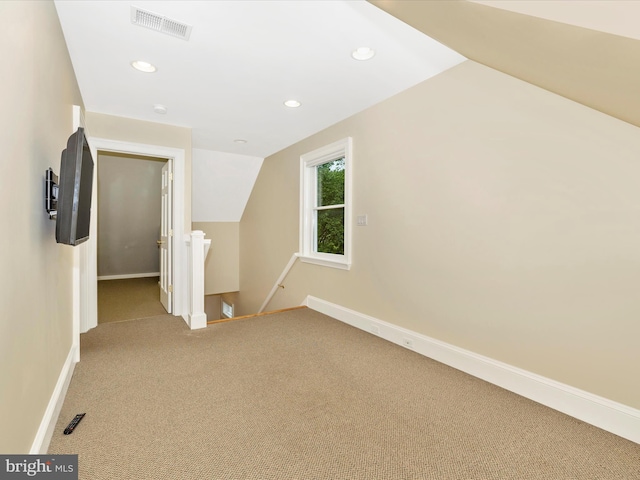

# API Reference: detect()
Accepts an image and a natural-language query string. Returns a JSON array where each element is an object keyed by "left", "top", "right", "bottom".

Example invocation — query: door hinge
[
  {"left": 169, "top": 172, "right": 173, "bottom": 181},
  {"left": 169, "top": 229, "right": 173, "bottom": 237},
  {"left": 168, "top": 285, "right": 173, "bottom": 293}
]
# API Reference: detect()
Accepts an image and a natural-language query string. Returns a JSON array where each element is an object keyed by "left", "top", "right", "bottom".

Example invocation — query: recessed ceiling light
[
  {"left": 284, "top": 100, "right": 301, "bottom": 108},
  {"left": 234, "top": 139, "right": 247, "bottom": 144},
  {"left": 351, "top": 47, "right": 375, "bottom": 61},
  {"left": 153, "top": 104, "right": 167, "bottom": 114},
  {"left": 131, "top": 60, "right": 157, "bottom": 73}
]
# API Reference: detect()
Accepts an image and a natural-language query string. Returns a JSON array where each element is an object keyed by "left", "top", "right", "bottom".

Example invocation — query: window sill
[{"left": 299, "top": 255, "right": 351, "bottom": 270}]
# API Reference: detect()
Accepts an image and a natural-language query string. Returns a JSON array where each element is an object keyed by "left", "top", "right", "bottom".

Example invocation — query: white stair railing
[{"left": 258, "top": 253, "right": 299, "bottom": 313}]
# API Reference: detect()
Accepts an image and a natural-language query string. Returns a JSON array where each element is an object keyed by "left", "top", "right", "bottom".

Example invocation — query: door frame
[
  {"left": 79, "top": 137, "right": 187, "bottom": 338},
  {"left": 159, "top": 159, "right": 173, "bottom": 313}
]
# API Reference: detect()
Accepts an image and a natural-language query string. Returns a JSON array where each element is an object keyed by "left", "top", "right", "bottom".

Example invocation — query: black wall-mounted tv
[{"left": 55, "top": 127, "right": 94, "bottom": 246}]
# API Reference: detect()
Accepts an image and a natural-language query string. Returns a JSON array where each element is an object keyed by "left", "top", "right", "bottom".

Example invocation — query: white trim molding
[
  {"left": 299, "top": 138, "right": 352, "bottom": 270},
  {"left": 304, "top": 295, "right": 640, "bottom": 445},
  {"left": 30, "top": 346, "right": 78, "bottom": 454},
  {"left": 87, "top": 138, "right": 187, "bottom": 329}
]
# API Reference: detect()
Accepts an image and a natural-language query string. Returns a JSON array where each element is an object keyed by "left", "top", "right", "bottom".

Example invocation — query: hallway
[{"left": 97, "top": 277, "right": 166, "bottom": 324}]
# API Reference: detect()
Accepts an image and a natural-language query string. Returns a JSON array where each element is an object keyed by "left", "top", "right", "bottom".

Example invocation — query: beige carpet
[
  {"left": 98, "top": 276, "right": 167, "bottom": 323},
  {"left": 49, "top": 309, "right": 640, "bottom": 479}
]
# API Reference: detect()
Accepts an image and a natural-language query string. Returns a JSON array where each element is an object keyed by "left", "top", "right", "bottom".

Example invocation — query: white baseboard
[
  {"left": 30, "top": 345, "right": 78, "bottom": 454},
  {"left": 97, "top": 272, "right": 160, "bottom": 281},
  {"left": 304, "top": 295, "right": 640, "bottom": 445}
]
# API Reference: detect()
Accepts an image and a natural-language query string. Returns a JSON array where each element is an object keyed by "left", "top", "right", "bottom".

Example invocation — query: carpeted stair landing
[{"left": 48, "top": 308, "right": 640, "bottom": 479}]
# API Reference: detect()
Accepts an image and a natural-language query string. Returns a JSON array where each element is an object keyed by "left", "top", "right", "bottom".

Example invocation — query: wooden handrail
[{"left": 258, "top": 253, "right": 299, "bottom": 313}]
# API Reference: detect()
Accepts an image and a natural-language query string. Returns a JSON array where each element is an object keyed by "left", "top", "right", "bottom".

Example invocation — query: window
[{"left": 300, "top": 137, "right": 352, "bottom": 269}]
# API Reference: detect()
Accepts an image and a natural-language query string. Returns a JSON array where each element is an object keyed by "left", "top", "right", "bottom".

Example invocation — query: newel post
[{"left": 187, "top": 230, "right": 208, "bottom": 329}]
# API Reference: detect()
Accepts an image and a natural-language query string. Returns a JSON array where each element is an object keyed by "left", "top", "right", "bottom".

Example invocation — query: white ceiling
[{"left": 54, "top": 0, "right": 465, "bottom": 158}]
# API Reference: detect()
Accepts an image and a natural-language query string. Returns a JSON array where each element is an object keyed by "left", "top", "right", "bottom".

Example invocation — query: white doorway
[
  {"left": 96, "top": 152, "right": 169, "bottom": 323},
  {"left": 159, "top": 159, "right": 172, "bottom": 313},
  {"left": 97, "top": 153, "right": 166, "bottom": 282},
  {"left": 78, "top": 137, "right": 186, "bottom": 343}
]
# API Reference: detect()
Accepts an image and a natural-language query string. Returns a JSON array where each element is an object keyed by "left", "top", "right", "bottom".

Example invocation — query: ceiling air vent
[{"left": 130, "top": 6, "right": 192, "bottom": 41}]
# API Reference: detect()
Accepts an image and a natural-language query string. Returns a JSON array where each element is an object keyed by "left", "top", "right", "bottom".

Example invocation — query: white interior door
[{"left": 160, "top": 159, "right": 173, "bottom": 313}]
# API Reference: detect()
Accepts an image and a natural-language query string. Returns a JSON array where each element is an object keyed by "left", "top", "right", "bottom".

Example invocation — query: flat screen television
[{"left": 55, "top": 127, "right": 94, "bottom": 246}]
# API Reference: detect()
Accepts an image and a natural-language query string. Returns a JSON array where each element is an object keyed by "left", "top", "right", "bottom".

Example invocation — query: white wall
[
  {"left": 192, "top": 149, "right": 263, "bottom": 223},
  {"left": 192, "top": 149, "right": 262, "bottom": 294}
]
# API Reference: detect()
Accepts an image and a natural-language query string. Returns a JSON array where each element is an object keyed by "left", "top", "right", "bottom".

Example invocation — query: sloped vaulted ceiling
[{"left": 369, "top": 0, "right": 640, "bottom": 129}]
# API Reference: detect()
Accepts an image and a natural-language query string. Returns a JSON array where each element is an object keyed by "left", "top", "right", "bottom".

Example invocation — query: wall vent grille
[{"left": 131, "top": 6, "right": 192, "bottom": 41}]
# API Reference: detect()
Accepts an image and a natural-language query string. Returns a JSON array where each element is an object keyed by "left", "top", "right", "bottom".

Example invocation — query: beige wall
[
  {"left": 85, "top": 112, "right": 192, "bottom": 233},
  {"left": 0, "top": 1, "right": 84, "bottom": 452},
  {"left": 98, "top": 153, "right": 165, "bottom": 277},
  {"left": 205, "top": 294, "right": 222, "bottom": 321},
  {"left": 192, "top": 222, "right": 239, "bottom": 295},
  {"left": 369, "top": 0, "right": 640, "bottom": 137},
  {"left": 239, "top": 60, "right": 640, "bottom": 409}
]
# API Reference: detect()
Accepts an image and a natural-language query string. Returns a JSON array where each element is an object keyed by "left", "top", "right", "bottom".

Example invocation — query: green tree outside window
[{"left": 315, "top": 157, "right": 345, "bottom": 255}]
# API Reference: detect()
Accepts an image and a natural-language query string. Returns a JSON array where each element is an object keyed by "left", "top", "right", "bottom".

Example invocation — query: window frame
[{"left": 299, "top": 137, "right": 352, "bottom": 270}]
